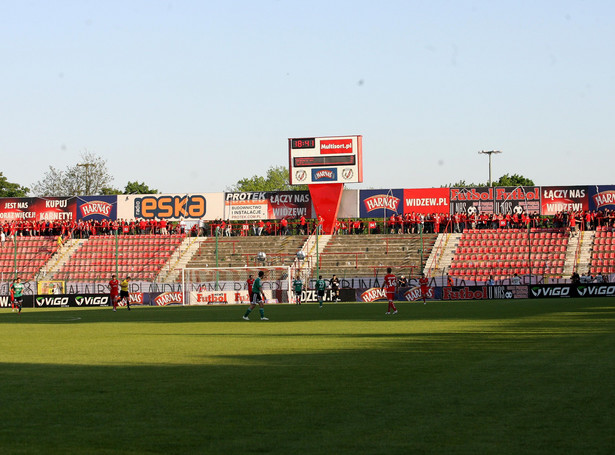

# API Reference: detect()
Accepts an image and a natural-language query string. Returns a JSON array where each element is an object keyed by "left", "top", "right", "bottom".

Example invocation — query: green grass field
[{"left": 1, "top": 299, "right": 614, "bottom": 454}]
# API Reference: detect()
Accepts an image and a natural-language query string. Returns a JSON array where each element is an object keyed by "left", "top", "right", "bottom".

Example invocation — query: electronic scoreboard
[{"left": 288, "top": 135, "right": 363, "bottom": 185}]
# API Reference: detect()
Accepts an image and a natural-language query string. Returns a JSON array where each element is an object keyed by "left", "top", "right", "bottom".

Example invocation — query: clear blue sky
[{"left": 2, "top": 0, "right": 614, "bottom": 194}]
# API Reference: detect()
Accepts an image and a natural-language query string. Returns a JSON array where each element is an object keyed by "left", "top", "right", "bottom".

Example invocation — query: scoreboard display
[{"left": 288, "top": 135, "right": 363, "bottom": 185}]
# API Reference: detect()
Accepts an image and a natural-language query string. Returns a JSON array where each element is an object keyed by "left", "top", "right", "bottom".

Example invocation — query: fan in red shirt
[
  {"left": 109, "top": 274, "right": 120, "bottom": 311},
  {"left": 246, "top": 275, "right": 255, "bottom": 304},
  {"left": 419, "top": 273, "right": 429, "bottom": 304},
  {"left": 381, "top": 267, "right": 398, "bottom": 315}
]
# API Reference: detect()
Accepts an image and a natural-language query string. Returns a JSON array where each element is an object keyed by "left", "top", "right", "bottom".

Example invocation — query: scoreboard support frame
[{"left": 288, "top": 135, "right": 363, "bottom": 235}]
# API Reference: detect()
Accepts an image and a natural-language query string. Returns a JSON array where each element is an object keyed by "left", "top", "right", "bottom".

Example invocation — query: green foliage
[
  {"left": 0, "top": 172, "right": 29, "bottom": 197},
  {"left": 123, "top": 181, "right": 158, "bottom": 194},
  {"left": 230, "top": 165, "right": 308, "bottom": 192},
  {"left": 493, "top": 173, "right": 535, "bottom": 187}
]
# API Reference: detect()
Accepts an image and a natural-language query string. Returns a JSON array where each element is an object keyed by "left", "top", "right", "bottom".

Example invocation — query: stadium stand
[
  {"left": 448, "top": 228, "right": 569, "bottom": 282},
  {"left": 51, "top": 234, "right": 185, "bottom": 282},
  {"left": 589, "top": 227, "right": 615, "bottom": 275},
  {"left": 186, "top": 235, "right": 308, "bottom": 269},
  {"left": 316, "top": 233, "right": 438, "bottom": 279},
  {"left": 0, "top": 236, "right": 58, "bottom": 281}
]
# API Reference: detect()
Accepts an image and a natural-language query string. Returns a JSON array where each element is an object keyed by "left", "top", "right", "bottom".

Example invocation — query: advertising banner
[
  {"left": 529, "top": 284, "right": 615, "bottom": 298},
  {"left": 441, "top": 285, "right": 528, "bottom": 300},
  {"left": 0, "top": 295, "right": 34, "bottom": 308},
  {"left": 403, "top": 188, "right": 450, "bottom": 214},
  {"left": 224, "top": 191, "right": 312, "bottom": 221},
  {"left": 541, "top": 186, "right": 588, "bottom": 215},
  {"left": 493, "top": 187, "right": 540, "bottom": 215},
  {"left": 0, "top": 197, "right": 76, "bottom": 222},
  {"left": 588, "top": 185, "right": 615, "bottom": 211},
  {"left": 449, "top": 187, "right": 540, "bottom": 215},
  {"left": 151, "top": 291, "right": 183, "bottom": 306},
  {"left": 117, "top": 193, "right": 225, "bottom": 221},
  {"left": 449, "top": 187, "right": 495, "bottom": 215},
  {"left": 359, "top": 189, "right": 404, "bottom": 218},
  {"left": 76, "top": 195, "right": 118, "bottom": 221},
  {"left": 190, "top": 290, "right": 272, "bottom": 305}
]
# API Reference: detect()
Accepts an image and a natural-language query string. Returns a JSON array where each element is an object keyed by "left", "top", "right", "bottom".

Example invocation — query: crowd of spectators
[
  {"left": 0, "top": 218, "right": 187, "bottom": 239},
  {"left": 3, "top": 209, "right": 615, "bottom": 240}
]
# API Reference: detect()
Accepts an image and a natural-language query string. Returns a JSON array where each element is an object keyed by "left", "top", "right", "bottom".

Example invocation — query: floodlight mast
[{"left": 478, "top": 150, "right": 502, "bottom": 187}]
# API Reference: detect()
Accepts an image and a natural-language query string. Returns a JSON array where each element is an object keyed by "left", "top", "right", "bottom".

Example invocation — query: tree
[
  {"left": 229, "top": 166, "right": 308, "bottom": 192},
  {"left": 31, "top": 152, "right": 117, "bottom": 197},
  {"left": 0, "top": 172, "right": 29, "bottom": 197},
  {"left": 123, "top": 181, "right": 158, "bottom": 194},
  {"left": 493, "top": 173, "right": 535, "bottom": 187}
]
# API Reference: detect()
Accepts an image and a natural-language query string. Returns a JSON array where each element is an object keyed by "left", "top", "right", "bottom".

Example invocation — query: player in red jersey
[
  {"left": 246, "top": 275, "right": 255, "bottom": 304},
  {"left": 419, "top": 273, "right": 429, "bottom": 304},
  {"left": 108, "top": 274, "right": 120, "bottom": 311},
  {"left": 381, "top": 267, "right": 398, "bottom": 315}
]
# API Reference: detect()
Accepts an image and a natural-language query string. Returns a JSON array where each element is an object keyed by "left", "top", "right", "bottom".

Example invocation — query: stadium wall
[{"left": 2, "top": 185, "right": 615, "bottom": 223}]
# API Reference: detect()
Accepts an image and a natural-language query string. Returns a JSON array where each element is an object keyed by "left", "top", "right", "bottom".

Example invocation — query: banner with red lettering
[
  {"left": 493, "top": 187, "right": 540, "bottom": 214},
  {"left": 224, "top": 191, "right": 313, "bottom": 220},
  {"left": 403, "top": 188, "right": 449, "bottom": 214},
  {"left": 449, "top": 187, "right": 540, "bottom": 215},
  {"left": 541, "top": 186, "right": 588, "bottom": 215},
  {"left": 449, "top": 188, "right": 494, "bottom": 215}
]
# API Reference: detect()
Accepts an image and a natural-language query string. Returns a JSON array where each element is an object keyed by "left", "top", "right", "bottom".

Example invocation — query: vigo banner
[
  {"left": 529, "top": 284, "right": 615, "bottom": 298},
  {"left": 224, "top": 191, "right": 313, "bottom": 220}
]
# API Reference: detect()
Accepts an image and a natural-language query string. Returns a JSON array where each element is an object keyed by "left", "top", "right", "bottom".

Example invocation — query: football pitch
[{"left": 1, "top": 299, "right": 614, "bottom": 455}]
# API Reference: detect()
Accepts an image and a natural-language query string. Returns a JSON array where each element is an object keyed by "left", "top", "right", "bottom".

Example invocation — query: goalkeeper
[{"left": 242, "top": 271, "right": 269, "bottom": 321}]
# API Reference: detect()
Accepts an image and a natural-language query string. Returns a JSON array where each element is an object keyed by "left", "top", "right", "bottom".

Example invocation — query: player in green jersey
[
  {"left": 315, "top": 275, "right": 327, "bottom": 308},
  {"left": 243, "top": 270, "right": 268, "bottom": 321},
  {"left": 10, "top": 277, "right": 24, "bottom": 314},
  {"left": 292, "top": 276, "right": 303, "bottom": 305}
]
